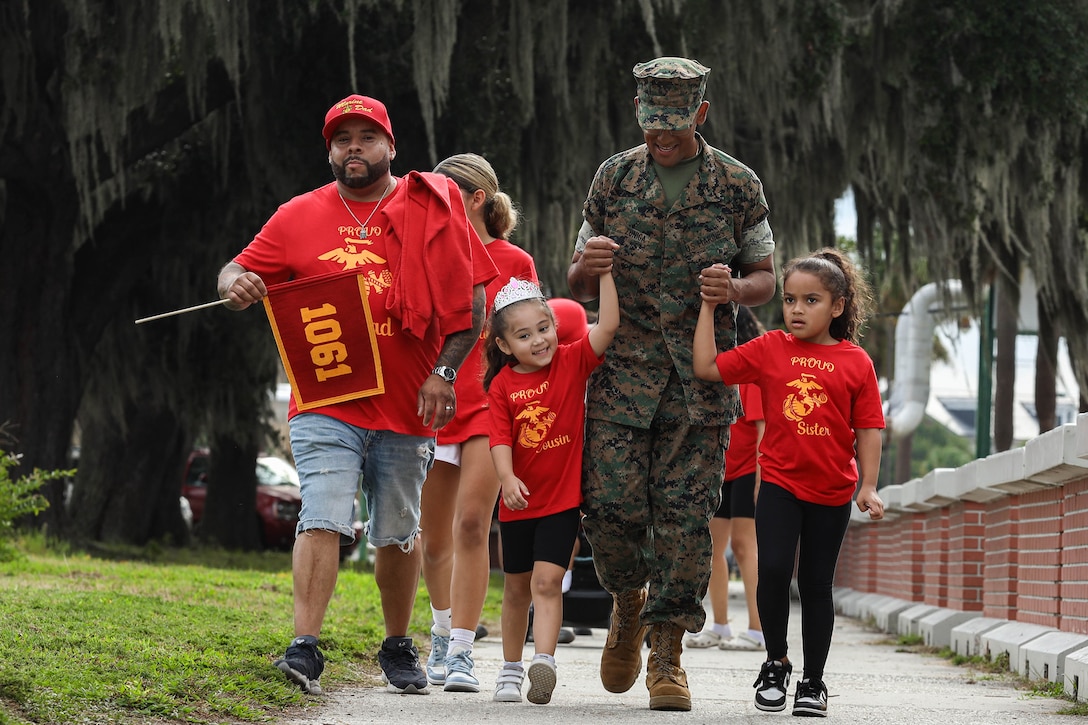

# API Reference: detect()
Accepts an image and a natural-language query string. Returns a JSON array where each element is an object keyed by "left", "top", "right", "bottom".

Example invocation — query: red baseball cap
[{"left": 322, "top": 94, "right": 395, "bottom": 149}]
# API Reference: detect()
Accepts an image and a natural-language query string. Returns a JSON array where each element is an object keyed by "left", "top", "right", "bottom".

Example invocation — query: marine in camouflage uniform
[{"left": 567, "top": 57, "right": 776, "bottom": 711}]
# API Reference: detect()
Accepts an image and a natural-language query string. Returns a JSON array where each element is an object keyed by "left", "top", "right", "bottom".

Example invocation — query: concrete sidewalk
[{"left": 278, "top": 588, "right": 1073, "bottom": 724}]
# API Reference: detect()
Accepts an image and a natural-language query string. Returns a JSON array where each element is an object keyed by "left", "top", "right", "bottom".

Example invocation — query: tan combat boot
[
  {"left": 600, "top": 588, "right": 649, "bottom": 692},
  {"left": 646, "top": 622, "right": 691, "bottom": 711}
]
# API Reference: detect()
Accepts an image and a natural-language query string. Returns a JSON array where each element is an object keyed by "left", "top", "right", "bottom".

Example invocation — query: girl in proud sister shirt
[{"left": 693, "top": 248, "right": 885, "bottom": 718}]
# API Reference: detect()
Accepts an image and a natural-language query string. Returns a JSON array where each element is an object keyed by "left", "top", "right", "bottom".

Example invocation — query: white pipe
[{"left": 885, "top": 281, "right": 967, "bottom": 441}]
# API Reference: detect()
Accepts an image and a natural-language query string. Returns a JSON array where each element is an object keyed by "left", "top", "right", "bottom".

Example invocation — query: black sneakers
[
  {"left": 274, "top": 635, "right": 325, "bottom": 695},
  {"left": 753, "top": 659, "right": 792, "bottom": 712},
  {"left": 378, "top": 636, "right": 429, "bottom": 694},
  {"left": 793, "top": 678, "right": 829, "bottom": 717}
]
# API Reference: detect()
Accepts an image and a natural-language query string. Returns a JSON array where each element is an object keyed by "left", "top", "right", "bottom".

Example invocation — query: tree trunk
[
  {"left": 1034, "top": 301, "right": 1058, "bottom": 433},
  {"left": 895, "top": 434, "right": 914, "bottom": 485},
  {"left": 200, "top": 437, "right": 262, "bottom": 550},
  {"left": 69, "top": 402, "right": 191, "bottom": 546}
]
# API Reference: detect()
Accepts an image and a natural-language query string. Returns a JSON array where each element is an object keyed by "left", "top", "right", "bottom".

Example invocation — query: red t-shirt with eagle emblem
[
  {"left": 233, "top": 179, "right": 495, "bottom": 438},
  {"left": 714, "top": 329, "right": 884, "bottom": 506},
  {"left": 488, "top": 334, "right": 602, "bottom": 522}
]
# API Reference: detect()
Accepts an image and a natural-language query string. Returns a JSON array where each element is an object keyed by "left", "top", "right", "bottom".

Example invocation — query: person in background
[
  {"left": 419, "top": 153, "right": 538, "bottom": 693},
  {"left": 693, "top": 248, "right": 885, "bottom": 717},
  {"left": 684, "top": 305, "right": 766, "bottom": 652},
  {"left": 548, "top": 297, "right": 591, "bottom": 646},
  {"left": 567, "top": 56, "right": 776, "bottom": 711},
  {"left": 484, "top": 270, "right": 619, "bottom": 705},
  {"left": 218, "top": 95, "right": 496, "bottom": 696}
]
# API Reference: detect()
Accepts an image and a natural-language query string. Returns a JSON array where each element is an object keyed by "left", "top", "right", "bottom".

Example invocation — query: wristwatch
[{"left": 432, "top": 365, "right": 457, "bottom": 383}]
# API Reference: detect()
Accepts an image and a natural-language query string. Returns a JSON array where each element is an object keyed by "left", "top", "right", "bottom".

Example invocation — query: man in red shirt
[{"left": 218, "top": 94, "right": 496, "bottom": 696}]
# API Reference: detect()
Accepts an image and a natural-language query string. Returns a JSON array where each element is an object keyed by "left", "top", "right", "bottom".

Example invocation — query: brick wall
[{"left": 836, "top": 415, "right": 1088, "bottom": 633}]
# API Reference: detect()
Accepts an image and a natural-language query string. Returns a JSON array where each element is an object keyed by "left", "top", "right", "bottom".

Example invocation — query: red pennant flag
[{"left": 263, "top": 269, "right": 385, "bottom": 410}]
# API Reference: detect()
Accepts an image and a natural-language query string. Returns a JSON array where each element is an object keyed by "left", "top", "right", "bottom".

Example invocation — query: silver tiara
[{"left": 493, "top": 277, "right": 544, "bottom": 311}]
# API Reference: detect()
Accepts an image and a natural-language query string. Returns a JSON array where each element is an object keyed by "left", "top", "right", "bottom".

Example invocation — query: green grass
[{"left": 0, "top": 536, "right": 504, "bottom": 724}]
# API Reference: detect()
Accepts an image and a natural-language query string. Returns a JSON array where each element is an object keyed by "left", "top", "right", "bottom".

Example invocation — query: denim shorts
[{"left": 289, "top": 413, "right": 435, "bottom": 549}]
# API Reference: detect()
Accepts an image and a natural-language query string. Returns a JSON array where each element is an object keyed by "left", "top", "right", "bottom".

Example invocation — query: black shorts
[
  {"left": 499, "top": 507, "right": 581, "bottom": 574},
  {"left": 714, "top": 472, "right": 757, "bottom": 520}
]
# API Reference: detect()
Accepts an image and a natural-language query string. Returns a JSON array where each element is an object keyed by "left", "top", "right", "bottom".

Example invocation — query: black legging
[{"left": 755, "top": 481, "right": 851, "bottom": 682}]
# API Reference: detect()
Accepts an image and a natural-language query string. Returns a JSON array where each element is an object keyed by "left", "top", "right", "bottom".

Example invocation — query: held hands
[
  {"left": 501, "top": 475, "right": 530, "bottom": 510},
  {"left": 699, "top": 263, "right": 737, "bottom": 306},
  {"left": 856, "top": 489, "right": 885, "bottom": 521},
  {"left": 580, "top": 236, "right": 619, "bottom": 276}
]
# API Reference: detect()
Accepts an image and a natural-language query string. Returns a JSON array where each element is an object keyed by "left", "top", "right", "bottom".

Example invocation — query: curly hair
[{"left": 782, "top": 247, "right": 873, "bottom": 343}]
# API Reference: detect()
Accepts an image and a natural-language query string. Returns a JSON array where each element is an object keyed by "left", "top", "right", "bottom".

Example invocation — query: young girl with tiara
[
  {"left": 693, "top": 248, "right": 885, "bottom": 718},
  {"left": 484, "top": 255, "right": 619, "bottom": 705}
]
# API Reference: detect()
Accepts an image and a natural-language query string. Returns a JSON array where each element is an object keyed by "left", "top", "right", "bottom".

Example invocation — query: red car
[{"left": 182, "top": 450, "right": 362, "bottom": 558}]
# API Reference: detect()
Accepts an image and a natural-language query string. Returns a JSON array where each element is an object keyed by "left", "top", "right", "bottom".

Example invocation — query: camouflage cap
[{"left": 633, "top": 57, "right": 710, "bottom": 131}]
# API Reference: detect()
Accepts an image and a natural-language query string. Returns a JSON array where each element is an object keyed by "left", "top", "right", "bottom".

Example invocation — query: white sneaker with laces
[
  {"left": 793, "top": 678, "right": 829, "bottom": 717},
  {"left": 443, "top": 647, "right": 480, "bottom": 692},
  {"left": 426, "top": 626, "right": 449, "bottom": 685},
  {"left": 493, "top": 663, "right": 525, "bottom": 702},
  {"left": 753, "top": 659, "right": 792, "bottom": 712},
  {"left": 682, "top": 629, "right": 724, "bottom": 648}
]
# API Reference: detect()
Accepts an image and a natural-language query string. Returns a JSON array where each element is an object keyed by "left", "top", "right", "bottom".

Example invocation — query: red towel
[{"left": 383, "top": 171, "right": 477, "bottom": 339}]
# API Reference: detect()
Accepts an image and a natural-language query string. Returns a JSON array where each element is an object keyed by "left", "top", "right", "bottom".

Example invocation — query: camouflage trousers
[{"left": 581, "top": 379, "right": 728, "bottom": 633}]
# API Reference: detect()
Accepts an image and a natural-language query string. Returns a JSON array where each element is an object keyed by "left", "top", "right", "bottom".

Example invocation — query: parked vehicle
[{"left": 182, "top": 449, "right": 362, "bottom": 558}]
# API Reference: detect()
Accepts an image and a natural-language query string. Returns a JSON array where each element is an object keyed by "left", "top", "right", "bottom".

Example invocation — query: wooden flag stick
[{"left": 134, "top": 298, "right": 231, "bottom": 325}]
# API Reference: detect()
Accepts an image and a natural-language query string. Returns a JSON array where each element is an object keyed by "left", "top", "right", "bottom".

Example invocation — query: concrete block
[
  {"left": 1075, "top": 413, "right": 1088, "bottom": 463},
  {"left": 948, "top": 458, "right": 1007, "bottom": 504},
  {"left": 899, "top": 479, "right": 937, "bottom": 511},
  {"left": 917, "top": 608, "right": 981, "bottom": 648},
  {"left": 897, "top": 603, "right": 939, "bottom": 637},
  {"left": 918, "top": 468, "right": 958, "bottom": 508},
  {"left": 1024, "top": 423, "right": 1088, "bottom": 485},
  {"left": 854, "top": 594, "right": 903, "bottom": 623},
  {"left": 950, "top": 616, "right": 1007, "bottom": 657},
  {"left": 980, "top": 447, "right": 1051, "bottom": 495},
  {"left": 881, "top": 484, "right": 906, "bottom": 513},
  {"left": 1018, "top": 630, "right": 1088, "bottom": 684},
  {"left": 833, "top": 588, "right": 861, "bottom": 616},
  {"left": 843, "top": 592, "right": 884, "bottom": 620},
  {"left": 980, "top": 621, "right": 1055, "bottom": 673},
  {"left": 872, "top": 597, "right": 914, "bottom": 634},
  {"left": 1064, "top": 643, "right": 1088, "bottom": 701}
]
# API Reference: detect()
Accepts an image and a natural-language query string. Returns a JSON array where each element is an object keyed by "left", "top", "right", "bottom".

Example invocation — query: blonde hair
[{"left": 434, "top": 153, "right": 519, "bottom": 240}]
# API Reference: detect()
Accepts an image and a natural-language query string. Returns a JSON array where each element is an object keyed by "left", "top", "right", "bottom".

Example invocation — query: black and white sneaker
[
  {"left": 274, "top": 635, "right": 325, "bottom": 695},
  {"left": 378, "top": 636, "right": 429, "bottom": 694},
  {"left": 753, "top": 659, "right": 792, "bottom": 712},
  {"left": 793, "top": 678, "right": 828, "bottom": 717}
]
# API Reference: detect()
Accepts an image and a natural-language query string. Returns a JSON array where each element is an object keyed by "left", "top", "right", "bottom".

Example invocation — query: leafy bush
[{"left": 0, "top": 449, "right": 71, "bottom": 561}]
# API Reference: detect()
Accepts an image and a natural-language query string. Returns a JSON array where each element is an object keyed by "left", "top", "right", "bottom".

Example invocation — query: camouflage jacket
[{"left": 578, "top": 135, "right": 775, "bottom": 428}]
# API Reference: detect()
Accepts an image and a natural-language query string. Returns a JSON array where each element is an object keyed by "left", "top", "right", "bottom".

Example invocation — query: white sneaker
[
  {"left": 793, "top": 678, "right": 828, "bottom": 717},
  {"left": 443, "top": 648, "right": 480, "bottom": 692},
  {"left": 753, "top": 659, "right": 792, "bottom": 712},
  {"left": 425, "top": 626, "right": 449, "bottom": 685},
  {"left": 526, "top": 656, "right": 557, "bottom": 705},
  {"left": 719, "top": 631, "right": 765, "bottom": 651},
  {"left": 683, "top": 629, "right": 724, "bottom": 648},
  {"left": 493, "top": 663, "right": 524, "bottom": 702}
]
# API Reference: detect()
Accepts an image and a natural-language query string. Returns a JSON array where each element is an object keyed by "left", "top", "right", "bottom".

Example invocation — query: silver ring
[{"left": 445, "top": 405, "right": 454, "bottom": 410}]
